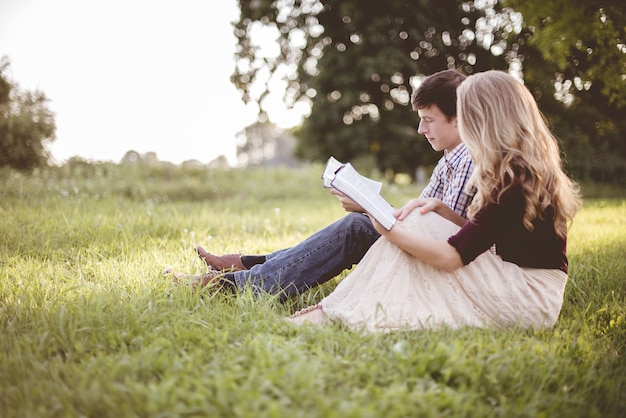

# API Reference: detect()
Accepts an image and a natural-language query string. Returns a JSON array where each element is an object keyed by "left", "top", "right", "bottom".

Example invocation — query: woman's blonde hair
[{"left": 457, "top": 70, "right": 581, "bottom": 237}]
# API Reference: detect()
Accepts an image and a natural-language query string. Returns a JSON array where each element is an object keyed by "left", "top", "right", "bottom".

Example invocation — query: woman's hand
[
  {"left": 394, "top": 198, "right": 444, "bottom": 221},
  {"left": 330, "top": 188, "right": 365, "bottom": 213}
]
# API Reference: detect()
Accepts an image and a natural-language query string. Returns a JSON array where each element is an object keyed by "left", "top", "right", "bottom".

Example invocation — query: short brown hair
[{"left": 411, "top": 69, "right": 466, "bottom": 119}]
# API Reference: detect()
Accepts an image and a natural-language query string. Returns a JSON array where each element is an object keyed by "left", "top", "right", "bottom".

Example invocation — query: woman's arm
[
  {"left": 370, "top": 212, "right": 464, "bottom": 272},
  {"left": 395, "top": 197, "right": 467, "bottom": 227}
]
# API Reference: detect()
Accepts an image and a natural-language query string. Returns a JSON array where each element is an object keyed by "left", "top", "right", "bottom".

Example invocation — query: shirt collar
[{"left": 443, "top": 142, "right": 467, "bottom": 166}]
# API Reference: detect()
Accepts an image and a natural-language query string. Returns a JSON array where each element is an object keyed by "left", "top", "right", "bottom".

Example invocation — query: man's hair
[{"left": 411, "top": 69, "right": 466, "bottom": 119}]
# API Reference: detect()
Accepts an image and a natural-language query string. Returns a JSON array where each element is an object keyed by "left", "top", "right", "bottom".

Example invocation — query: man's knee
[
  {"left": 342, "top": 212, "right": 372, "bottom": 230},
  {"left": 337, "top": 213, "right": 379, "bottom": 242},
  {"left": 344, "top": 212, "right": 376, "bottom": 231}
]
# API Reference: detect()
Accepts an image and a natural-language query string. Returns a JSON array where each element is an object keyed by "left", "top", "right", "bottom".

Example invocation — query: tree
[
  {"left": 233, "top": 0, "right": 626, "bottom": 183},
  {"left": 504, "top": 0, "right": 626, "bottom": 109},
  {"left": 503, "top": 0, "right": 626, "bottom": 182},
  {"left": 0, "top": 57, "right": 56, "bottom": 171},
  {"left": 233, "top": 0, "right": 529, "bottom": 176}
]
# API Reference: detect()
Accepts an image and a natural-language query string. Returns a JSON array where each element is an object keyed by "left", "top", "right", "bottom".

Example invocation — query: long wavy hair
[{"left": 457, "top": 70, "right": 580, "bottom": 237}]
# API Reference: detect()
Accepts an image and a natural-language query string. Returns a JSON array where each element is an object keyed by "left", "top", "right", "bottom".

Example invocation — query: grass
[{"left": 1, "top": 163, "right": 625, "bottom": 417}]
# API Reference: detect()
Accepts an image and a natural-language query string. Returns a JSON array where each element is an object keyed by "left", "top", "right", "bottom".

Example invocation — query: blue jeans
[{"left": 232, "top": 212, "right": 381, "bottom": 299}]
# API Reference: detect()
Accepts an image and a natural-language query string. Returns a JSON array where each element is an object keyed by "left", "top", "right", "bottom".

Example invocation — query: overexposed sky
[{"left": 0, "top": 0, "right": 303, "bottom": 165}]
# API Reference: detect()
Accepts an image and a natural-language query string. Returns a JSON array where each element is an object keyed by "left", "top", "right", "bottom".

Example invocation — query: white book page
[
  {"left": 322, "top": 157, "right": 382, "bottom": 193},
  {"left": 322, "top": 156, "right": 344, "bottom": 188},
  {"left": 331, "top": 163, "right": 396, "bottom": 230}
]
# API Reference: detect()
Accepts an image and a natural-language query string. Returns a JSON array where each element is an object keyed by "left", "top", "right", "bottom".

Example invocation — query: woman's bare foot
[{"left": 285, "top": 303, "right": 328, "bottom": 326}]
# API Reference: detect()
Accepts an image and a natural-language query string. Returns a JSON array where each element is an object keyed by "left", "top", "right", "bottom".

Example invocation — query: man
[{"left": 170, "top": 69, "right": 474, "bottom": 299}]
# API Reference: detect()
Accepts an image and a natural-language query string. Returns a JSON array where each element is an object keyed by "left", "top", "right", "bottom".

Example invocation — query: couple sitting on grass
[{"left": 165, "top": 69, "right": 581, "bottom": 333}]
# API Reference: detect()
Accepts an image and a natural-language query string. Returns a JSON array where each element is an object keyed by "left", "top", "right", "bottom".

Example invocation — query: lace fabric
[{"left": 320, "top": 211, "right": 567, "bottom": 333}]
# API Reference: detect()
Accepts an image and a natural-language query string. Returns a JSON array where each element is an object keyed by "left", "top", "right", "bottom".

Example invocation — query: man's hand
[{"left": 330, "top": 188, "right": 365, "bottom": 213}]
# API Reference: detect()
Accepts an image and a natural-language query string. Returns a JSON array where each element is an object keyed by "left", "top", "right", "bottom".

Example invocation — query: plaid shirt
[{"left": 419, "top": 142, "right": 475, "bottom": 219}]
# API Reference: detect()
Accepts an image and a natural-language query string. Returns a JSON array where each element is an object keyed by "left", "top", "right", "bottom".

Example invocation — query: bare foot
[
  {"left": 285, "top": 304, "right": 328, "bottom": 326},
  {"left": 163, "top": 267, "right": 221, "bottom": 288}
]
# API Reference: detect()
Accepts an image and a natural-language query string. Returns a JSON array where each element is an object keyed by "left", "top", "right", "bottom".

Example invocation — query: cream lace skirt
[{"left": 321, "top": 211, "right": 568, "bottom": 333}]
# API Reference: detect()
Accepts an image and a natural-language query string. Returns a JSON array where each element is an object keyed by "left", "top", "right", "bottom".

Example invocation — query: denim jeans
[{"left": 232, "top": 212, "right": 381, "bottom": 299}]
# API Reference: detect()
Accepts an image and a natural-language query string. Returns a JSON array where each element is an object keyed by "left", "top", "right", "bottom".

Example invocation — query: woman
[{"left": 287, "top": 70, "right": 581, "bottom": 333}]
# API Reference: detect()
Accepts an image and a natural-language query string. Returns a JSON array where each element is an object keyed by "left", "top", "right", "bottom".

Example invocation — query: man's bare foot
[
  {"left": 196, "top": 247, "right": 245, "bottom": 271},
  {"left": 163, "top": 267, "right": 223, "bottom": 289}
]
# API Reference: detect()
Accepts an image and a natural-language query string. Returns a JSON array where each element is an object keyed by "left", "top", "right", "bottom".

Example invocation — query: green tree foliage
[
  {"left": 504, "top": 0, "right": 626, "bottom": 183},
  {"left": 0, "top": 57, "right": 56, "bottom": 171},
  {"left": 233, "top": 0, "right": 528, "bottom": 176},
  {"left": 504, "top": 0, "right": 626, "bottom": 109},
  {"left": 233, "top": 0, "right": 625, "bottom": 183}
]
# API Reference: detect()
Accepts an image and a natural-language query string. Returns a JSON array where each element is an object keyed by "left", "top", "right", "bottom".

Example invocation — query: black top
[{"left": 447, "top": 184, "right": 568, "bottom": 273}]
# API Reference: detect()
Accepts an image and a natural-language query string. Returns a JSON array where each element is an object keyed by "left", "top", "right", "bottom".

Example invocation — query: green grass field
[{"left": 1, "top": 163, "right": 625, "bottom": 417}]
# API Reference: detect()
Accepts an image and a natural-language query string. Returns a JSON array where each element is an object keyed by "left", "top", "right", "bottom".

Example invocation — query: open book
[{"left": 322, "top": 156, "right": 397, "bottom": 230}]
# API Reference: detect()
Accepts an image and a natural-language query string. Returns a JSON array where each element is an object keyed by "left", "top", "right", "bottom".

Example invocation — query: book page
[
  {"left": 322, "top": 156, "right": 343, "bottom": 188},
  {"left": 330, "top": 163, "right": 397, "bottom": 230},
  {"left": 322, "top": 156, "right": 382, "bottom": 193}
]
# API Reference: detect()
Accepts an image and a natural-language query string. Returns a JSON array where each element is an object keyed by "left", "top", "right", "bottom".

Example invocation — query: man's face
[{"left": 417, "top": 105, "right": 461, "bottom": 153}]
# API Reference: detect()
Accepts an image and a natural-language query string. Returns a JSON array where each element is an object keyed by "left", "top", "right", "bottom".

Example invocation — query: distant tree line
[
  {"left": 2, "top": 0, "right": 624, "bottom": 185},
  {"left": 0, "top": 57, "right": 56, "bottom": 171}
]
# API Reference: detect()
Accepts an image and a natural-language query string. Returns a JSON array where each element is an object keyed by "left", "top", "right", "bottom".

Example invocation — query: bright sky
[{"left": 0, "top": 0, "right": 303, "bottom": 165}]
